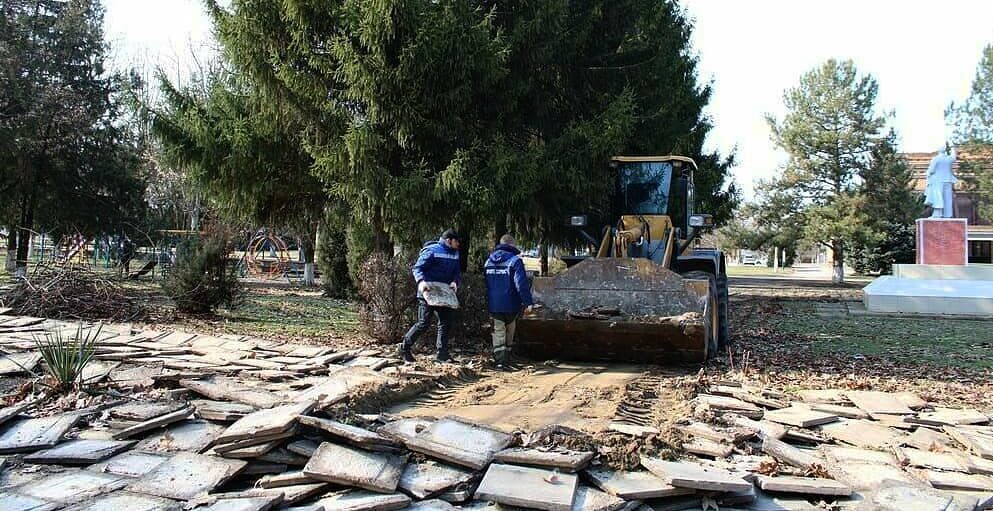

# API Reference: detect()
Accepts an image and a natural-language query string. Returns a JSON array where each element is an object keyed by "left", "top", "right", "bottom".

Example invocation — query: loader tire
[
  {"left": 680, "top": 270, "right": 719, "bottom": 361},
  {"left": 716, "top": 272, "right": 731, "bottom": 348}
]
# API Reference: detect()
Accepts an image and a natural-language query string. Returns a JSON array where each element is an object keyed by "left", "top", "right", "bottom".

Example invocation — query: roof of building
[{"left": 903, "top": 148, "right": 992, "bottom": 192}]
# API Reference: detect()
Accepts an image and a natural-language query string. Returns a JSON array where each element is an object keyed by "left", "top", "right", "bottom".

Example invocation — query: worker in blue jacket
[
  {"left": 484, "top": 234, "right": 534, "bottom": 368},
  {"left": 400, "top": 229, "right": 462, "bottom": 363}
]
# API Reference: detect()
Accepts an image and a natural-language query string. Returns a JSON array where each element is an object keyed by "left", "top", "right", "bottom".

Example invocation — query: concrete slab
[
  {"left": 0, "top": 401, "right": 35, "bottom": 428},
  {"left": 112, "top": 405, "right": 194, "bottom": 440},
  {"left": 821, "top": 445, "right": 897, "bottom": 465},
  {"left": 303, "top": 442, "right": 407, "bottom": 493},
  {"left": 398, "top": 461, "right": 474, "bottom": 499},
  {"left": 109, "top": 402, "right": 187, "bottom": 422},
  {"left": 921, "top": 470, "right": 993, "bottom": 491},
  {"left": 640, "top": 458, "right": 751, "bottom": 492},
  {"left": 571, "top": 486, "right": 625, "bottom": 511},
  {"left": 753, "top": 475, "right": 851, "bottom": 496},
  {"left": 583, "top": 468, "right": 695, "bottom": 499},
  {"left": 294, "top": 367, "right": 391, "bottom": 409},
  {"left": 474, "top": 463, "right": 578, "bottom": 511},
  {"left": 215, "top": 401, "right": 314, "bottom": 445},
  {"left": 864, "top": 484, "right": 973, "bottom": 511},
  {"left": 315, "top": 490, "right": 411, "bottom": 511},
  {"left": 17, "top": 470, "right": 127, "bottom": 503},
  {"left": 894, "top": 264, "right": 993, "bottom": 281},
  {"left": 0, "top": 414, "right": 81, "bottom": 453},
  {"left": 69, "top": 491, "right": 179, "bottom": 511},
  {"left": 298, "top": 416, "right": 396, "bottom": 448},
  {"left": 494, "top": 448, "right": 594, "bottom": 472},
  {"left": 135, "top": 420, "right": 225, "bottom": 453},
  {"left": 845, "top": 391, "right": 914, "bottom": 416},
  {"left": 198, "top": 495, "right": 283, "bottom": 511},
  {"left": 88, "top": 451, "right": 169, "bottom": 478},
  {"left": 909, "top": 408, "right": 990, "bottom": 427},
  {"left": 819, "top": 419, "right": 905, "bottom": 449},
  {"left": 762, "top": 406, "right": 838, "bottom": 428},
  {"left": 829, "top": 462, "right": 918, "bottom": 491},
  {"left": 24, "top": 439, "right": 136, "bottom": 464},
  {"left": 180, "top": 378, "right": 283, "bottom": 409},
  {"left": 894, "top": 447, "right": 970, "bottom": 472},
  {"left": 403, "top": 417, "right": 513, "bottom": 470},
  {"left": 128, "top": 452, "right": 247, "bottom": 500},
  {"left": 407, "top": 499, "right": 457, "bottom": 511},
  {"left": 863, "top": 276, "right": 993, "bottom": 317},
  {"left": 0, "top": 492, "right": 60, "bottom": 511},
  {"left": 0, "top": 353, "right": 42, "bottom": 375},
  {"left": 193, "top": 401, "right": 256, "bottom": 422},
  {"left": 258, "top": 471, "right": 318, "bottom": 488}
]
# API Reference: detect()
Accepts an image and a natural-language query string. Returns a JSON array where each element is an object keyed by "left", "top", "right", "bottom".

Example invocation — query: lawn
[
  {"left": 749, "top": 300, "right": 993, "bottom": 371},
  {"left": 725, "top": 265, "right": 795, "bottom": 277}
]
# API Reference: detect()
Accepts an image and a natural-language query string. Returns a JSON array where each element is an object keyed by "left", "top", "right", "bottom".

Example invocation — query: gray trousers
[{"left": 491, "top": 313, "right": 518, "bottom": 362}]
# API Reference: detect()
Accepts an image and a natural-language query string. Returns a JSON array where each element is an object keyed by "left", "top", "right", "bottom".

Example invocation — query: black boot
[{"left": 398, "top": 343, "right": 415, "bottom": 363}]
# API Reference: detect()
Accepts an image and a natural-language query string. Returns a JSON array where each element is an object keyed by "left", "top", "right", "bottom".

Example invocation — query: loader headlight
[
  {"left": 688, "top": 214, "right": 714, "bottom": 229},
  {"left": 566, "top": 215, "right": 588, "bottom": 227}
]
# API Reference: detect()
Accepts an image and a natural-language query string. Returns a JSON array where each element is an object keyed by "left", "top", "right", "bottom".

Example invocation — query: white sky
[{"left": 103, "top": 0, "right": 993, "bottom": 199}]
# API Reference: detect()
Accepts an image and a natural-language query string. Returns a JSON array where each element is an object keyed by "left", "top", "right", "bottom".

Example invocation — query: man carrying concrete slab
[
  {"left": 400, "top": 229, "right": 462, "bottom": 364},
  {"left": 484, "top": 234, "right": 534, "bottom": 369}
]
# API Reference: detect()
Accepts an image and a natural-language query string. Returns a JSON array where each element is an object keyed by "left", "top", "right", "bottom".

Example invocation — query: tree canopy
[{"left": 948, "top": 42, "right": 993, "bottom": 222}]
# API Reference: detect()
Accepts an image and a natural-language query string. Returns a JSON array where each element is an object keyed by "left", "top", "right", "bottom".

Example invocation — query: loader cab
[{"left": 612, "top": 156, "right": 697, "bottom": 237}]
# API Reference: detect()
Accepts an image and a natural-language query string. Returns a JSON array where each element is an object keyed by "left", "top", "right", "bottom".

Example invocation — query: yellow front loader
[{"left": 514, "top": 156, "right": 730, "bottom": 364}]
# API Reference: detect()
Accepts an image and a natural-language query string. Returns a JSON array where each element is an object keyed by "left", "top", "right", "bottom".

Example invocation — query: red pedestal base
[{"left": 916, "top": 218, "right": 967, "bottom": 265}]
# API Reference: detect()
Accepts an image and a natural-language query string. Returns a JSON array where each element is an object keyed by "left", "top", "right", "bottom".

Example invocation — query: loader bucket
[{"left": 515, "top": 258, "right": 713, "bottom": 364}]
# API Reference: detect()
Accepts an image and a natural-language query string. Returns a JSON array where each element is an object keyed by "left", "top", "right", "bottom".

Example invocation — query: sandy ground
[{"left": 391, "top": 362, "right": 651, "bottom": 433}]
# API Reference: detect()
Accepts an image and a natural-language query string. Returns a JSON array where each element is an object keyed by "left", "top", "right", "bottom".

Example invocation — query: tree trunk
[
  {"left": 457, "top": 222, "right": 471, "bottom": 272},
  {"left": 773, "top": 246, "right": 779, "bottom": 272},
  {"left": 371, "top": 207, "right": 393, "bottom": 255},
  {"left": 15, "top": 193, "right": 35, "bottom": 278},
  {"left": 539, "top": 243, "right": 549, "bottom": 276},
  {"left": 832, "top": 239, "right": 845, "bottom": 284},
  {"left": 493, "top": 213, "right": 508, "bottom": 246},
  {"left": 4, "top": 226, "right": 16, "bottom": 272}
]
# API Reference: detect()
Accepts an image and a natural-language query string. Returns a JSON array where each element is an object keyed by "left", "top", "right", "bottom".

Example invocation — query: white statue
[{"left": 924, "top": 144, "right": 957, "bottom": 218}]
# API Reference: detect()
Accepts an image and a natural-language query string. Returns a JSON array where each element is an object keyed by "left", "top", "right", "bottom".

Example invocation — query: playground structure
[{"left": 241, "top": 230, "right": 293, "bottom": 281}]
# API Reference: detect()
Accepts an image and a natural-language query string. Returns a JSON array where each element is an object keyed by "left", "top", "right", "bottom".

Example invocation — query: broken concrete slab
[
  {"left": 258, "top": 471, "right": 318, "bottom": 488},
  {"left": 571, "top": 486, "right": 626, "bottom": 511},
  {"left": 753, "top": 475, "right": 851, "bottom": 496},
  {"left": 398, "top": 461, "right": 474, "bottom": 499},
  {"left": 829, "top": 462, "right": 918, "bottom": 491},
  {"left": 256, "top": 447, "right": 309, "bottom": 466},
  {"left": 0, "top": 353, "right": 42, "bottom": 375},
  {"left": 298, "top": 416, "right": 396, "bottom": 448},
  {"left": 864, "top": 484, "right": 975, "bottom": 511},
  {"left": 682, "top": 437, "right": 732, "bottom": 458},
  {"left": 694, "top": 394, "right": 763, "bottom": 418},
  {"left": 821, "top": 445, "right": 897, "bottom": 466},
  {"left": 180, "top": 378, "right": 283, "bottom": 409},
  {"left": 640, "top": 457, "right": 751, "bottom": 492},
  {"left": 214, "top": 427, "right": 297, "bottom": 455},
  {"left": 403, "top": 417, "right": 513, "bottom": 470},
  {"left": 215, "top": 401, "right": 315, "bottom": 445},
  {"left": 0, "top": 492, "right": 60, "bottom": 511},
  {"left": 805, "top": 402, "right": 869, "bottom": 420},
  {"left": 894, "top": 446, "right": 970, "bottom": 472},
  {"left": 819, "top": 419, "right": 905, "bottom": 449},
  {"left": 0, "top": 401, "right": 35, "bottom": 429},
  {"left": 315, "top": 490, "right": 412, "bottom": 511},
  {"left": 287, "top": 439, "right": 319, "bottom": 457},
  {"left": 583, "top": 468, "right": 694, "bottom": 500},
  {"left": 846, "top": 391, "right": 914, "bottom": 416},
  {"left": 908, "top": 408, "right": 990, "bottom": 427},
  {"left": 135, "top": 419, "right": 225, "bottom": 453},
  {"left": 725, "top": 414, "right": 786, "bottom": 440},
  {"left": 919, "top": 470, "right": 993, "bottom": 491},
  {"left": 109, "top": 402, "right": 187, "bottom": 422},
  {"left": 760, "top": 435, "right": 826, "bottom": 471},
  {"left": 294, "top": 367, "right": 391, "bottom": 409},
  {"left": 893, "top": 391, "right": 929, "bottom": 410},
  {"left": 112, "top": 405, "right": 194, "bottom": 440},
  {"left": 24, "top": 439, "right": 135, "bottom": 464},
  {"left": 16, "top": 470, "right": 127, "bottom": 503},
  {"left": 675, "top": 421, "right": 747, "bottom": 444},
  {"left": 303, "top": 442, "right": 407, "bottom": 493},
  {"left": 945, "top": 426, "right": 993, "bottom": 460},
  {"left": 88, "top": 450, "right": 169, "bottom": 478},
  {"left": 198, "top": 495, "right": 283, "bottom": 511},
  {"left": 493, "top": 447, "right": 594, "bottom": 472},
  {"left": 0, "top": 414, "right": 81, "bottom": 453},
  {"left": 216, "top": 438, "right": 284, "bottom": 459},
  {"left": 904, "top": 426, "right": 955, "bottom": 451},
  {"left": 607, "top": 423, "right": 657, "bottom": 437},
  {"left": 797, "top": 389, "right": 848, "bottom": 404},
  {"left": 128, "top": 452, "right": 247, "bottom": 500},
  {"left": 762, "top": 406, "right": 838, "bottom": 428},
  {"left": 194, "top": 401, "right": 256, "bottom": 422},
  {"left": 69, "top": 491, "right": 179, "bottom": 511},
  {"left": 474, "top": 463, "right": 578, "bottom": 511},
  {"left": 223, "top": 483, "right": 330, "bottom": 505}
]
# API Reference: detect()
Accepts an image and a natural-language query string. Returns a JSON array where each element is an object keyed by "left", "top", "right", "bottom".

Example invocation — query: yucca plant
[{"left": 32, "top": 322, "right": 102, "bottom": 391}]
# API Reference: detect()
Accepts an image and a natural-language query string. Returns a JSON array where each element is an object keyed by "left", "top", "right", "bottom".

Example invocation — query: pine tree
[
  {"left": 766, "top": 59, "right": 886, "bottom": 283},
  {"left": 0, "top": 0, "right": 145, "bottom": 275},
  {"left": 947, "top": 43, "right": 993, "bottom": 221}
]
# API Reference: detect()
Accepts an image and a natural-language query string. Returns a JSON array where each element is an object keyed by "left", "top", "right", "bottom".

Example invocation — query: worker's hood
[{"left": 488, "top": 244, "right": 521, "bottom": 263}]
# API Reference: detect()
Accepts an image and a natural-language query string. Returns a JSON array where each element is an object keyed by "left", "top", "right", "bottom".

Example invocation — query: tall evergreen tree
[
  {"left": 947, "top": 42, "right": 993, "bottom": 222},
  {"left": 766, "top": 59, "right": 886, "bottom": 283},
  {"left": 0, "top": 0, "right": 144, "bottom": 275}
]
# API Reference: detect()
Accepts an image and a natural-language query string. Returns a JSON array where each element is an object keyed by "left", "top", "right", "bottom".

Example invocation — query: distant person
[
  {"left": 117, "top": 235, "right": 135, "bottom": 277},
  {"left": 399, "top": 229, "right": 462, "bottom": 363},
  {"left": 484, "top": 234, "right": 534, "bottom": 369}
]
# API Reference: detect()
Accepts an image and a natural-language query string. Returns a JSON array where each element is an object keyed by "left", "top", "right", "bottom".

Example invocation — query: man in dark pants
[
  {"left": 484, "top": 234, "right": 533, "bottom": 368},
  {"left": 400, "top": 229, "right": 462, "bottom": 363}
]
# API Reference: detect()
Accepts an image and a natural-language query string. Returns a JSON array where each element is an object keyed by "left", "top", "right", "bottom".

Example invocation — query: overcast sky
[{"left": 103, "top": 0, "right": 993, "bottom": 199}]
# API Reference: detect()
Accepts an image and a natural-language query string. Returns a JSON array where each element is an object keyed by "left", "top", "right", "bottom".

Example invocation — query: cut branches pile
[{"left": 1, "top": 264, "right": 146, "bottom": 322}]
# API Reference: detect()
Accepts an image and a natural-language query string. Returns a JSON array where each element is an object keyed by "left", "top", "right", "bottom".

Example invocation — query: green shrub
[
  {"left": 162, "top": 231, "right": 243, "bottom": 313},
  {"left": 318, "top": 222, "right": 354, "bottom": 299}
]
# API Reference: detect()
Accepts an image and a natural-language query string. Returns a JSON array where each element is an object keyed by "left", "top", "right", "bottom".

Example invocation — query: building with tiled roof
[{"left": 902, "top": 149, "right": 993, "bottom": 263}]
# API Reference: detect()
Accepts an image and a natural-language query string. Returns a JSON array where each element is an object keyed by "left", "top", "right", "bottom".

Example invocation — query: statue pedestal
[{"left": 916, "top": 218, "right": 967, "bottom": 265}]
